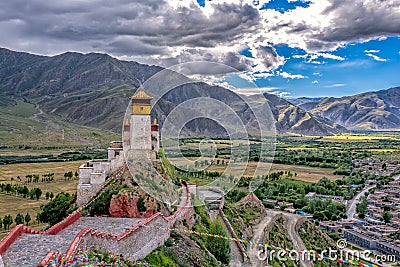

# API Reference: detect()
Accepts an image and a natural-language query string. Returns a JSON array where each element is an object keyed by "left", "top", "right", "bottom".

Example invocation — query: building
[
  {"left": 76, "top": 88, "right": 160, "bottom": 205},
  {"left": 344, "top": 230, "right": 377, "bottom": 250}
]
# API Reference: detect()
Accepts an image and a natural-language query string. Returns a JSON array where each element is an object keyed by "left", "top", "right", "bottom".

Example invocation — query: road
[
  {"left": 347, "top": 184, "right": 376, "bottom": 220},
  {"left": 248, "top": 210, "right": 280, "bottom": 267},
  {"left": 284, "top": 215, "right": 312, "bottom": 267},
  {"left": 248, "top": 210, "right": 311, "bottom": 267}
]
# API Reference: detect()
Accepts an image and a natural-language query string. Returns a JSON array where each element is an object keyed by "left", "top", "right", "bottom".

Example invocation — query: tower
[
  {"left": 123, "top": 119, "right": 130, "bottom": 147},
  {"left": 151, "top": 118, "right": 160, "bottom": 153},
  {"left": 129, "top": 88, "right": 153, "bottom": 151}
]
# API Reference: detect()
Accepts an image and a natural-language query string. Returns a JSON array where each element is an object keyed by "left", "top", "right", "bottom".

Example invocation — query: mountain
[
  {"left": 299, "top": 87, "right": 400, "bottom": 130},
  {"left": 287, "top": 97, "right": 326, "bottom": 106},
  {"left": 0, "top": 48, "right": 346, "bottom": 141}
]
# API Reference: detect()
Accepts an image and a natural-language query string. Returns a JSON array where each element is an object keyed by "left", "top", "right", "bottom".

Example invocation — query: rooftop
[{"left": 130, "top": 88, "right": 153, "bottom": 100}]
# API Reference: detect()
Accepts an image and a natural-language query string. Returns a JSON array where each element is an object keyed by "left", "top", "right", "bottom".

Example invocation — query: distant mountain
[
  {"left": 0, "top": 48, "right": 346, "bottom": 138},
  {"left": 287, "top": 97, "right": 326, "bottom": 106},
  {"left": 299, "top": 87, "right": 400, "bottom": 130}
]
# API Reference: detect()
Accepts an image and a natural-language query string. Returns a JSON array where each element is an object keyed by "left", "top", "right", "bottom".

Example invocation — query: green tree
[
  {"left": 49, "top": 192, "right": 54, "bottom": 200},
  {"left": 15, "top": 213, "right": 24, "bottom": 225},
  {"left": 25, "top": 213, "right": 31, "bottom": 226},
  {"left": 382, "top": 211, "right": 393, "bottom": 223},
  {"left": 206, "top": 218, "right": 230, "bottom": 264},
  {"left": 3, "top": 215, "right": 13, "bottom": 230},
  {"left": 38, "top": 193, "right": 73, "bottom": 225},
  {"left": 35, "top": 188, "right": 42, "bottom": 200},
  {"left": 5, "top": 184, "right": 11, "bottom": 192},
  {"left": 137, "top": 196, "right": 147, "bottom": 213}
]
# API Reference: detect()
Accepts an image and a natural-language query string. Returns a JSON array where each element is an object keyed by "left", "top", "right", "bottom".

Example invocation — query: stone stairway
[{"left": 2, "top": 217, "right": 144, "bottom": 267}]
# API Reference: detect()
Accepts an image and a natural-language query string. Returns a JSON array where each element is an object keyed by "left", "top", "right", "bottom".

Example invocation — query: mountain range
[
  {"left": 0, "top": 47, "right": 399, "bottom": 144},
  {"left": 298, "top": 87, "right": 400, "bottom": 130}
]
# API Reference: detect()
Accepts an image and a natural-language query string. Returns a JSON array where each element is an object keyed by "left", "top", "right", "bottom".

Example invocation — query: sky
[{"left": 0, "top": 0, "right": 399, "bottom": 98}]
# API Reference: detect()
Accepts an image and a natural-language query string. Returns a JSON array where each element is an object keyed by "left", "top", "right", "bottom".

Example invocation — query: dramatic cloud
[{"left": 0, "top": 0, "right": 399, "bottom": 78}]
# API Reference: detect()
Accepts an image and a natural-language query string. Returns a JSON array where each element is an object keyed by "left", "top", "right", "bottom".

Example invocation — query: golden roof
[{"left": 130, "top": 88, "right": 153, "bottom": 100}]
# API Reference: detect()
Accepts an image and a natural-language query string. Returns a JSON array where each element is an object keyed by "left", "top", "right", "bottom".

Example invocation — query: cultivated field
[{"left": 0, "top": 161, "right": 86, "bottom": 182}]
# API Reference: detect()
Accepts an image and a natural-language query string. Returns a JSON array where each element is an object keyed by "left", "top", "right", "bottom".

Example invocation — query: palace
[{"left": 76, "top": 88, "right": 160, "bottom": 205}]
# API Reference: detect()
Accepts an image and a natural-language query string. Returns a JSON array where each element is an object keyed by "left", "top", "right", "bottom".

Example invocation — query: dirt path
[
  {"left": 248, "top": 210, "right": 280, "bottom": 267},
  {"left": 285, "top": 215, "right": 312, "bottom": 267}
]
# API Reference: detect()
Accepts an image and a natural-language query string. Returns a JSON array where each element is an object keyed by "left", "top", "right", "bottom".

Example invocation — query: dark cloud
[{"left": 0, "top": 0, "right": 399, "bottom": 74}]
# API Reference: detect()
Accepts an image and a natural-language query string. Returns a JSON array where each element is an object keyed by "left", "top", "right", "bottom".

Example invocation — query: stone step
[{"left": 2, "top": 217, "right": 145, "bottom": 267}]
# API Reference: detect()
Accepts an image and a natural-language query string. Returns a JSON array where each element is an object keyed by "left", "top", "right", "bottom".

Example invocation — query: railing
[
  {"left": 38, "top": 181, "right": 192, "bottom": 266},
  {"left": 0, "top": 165, "right": 126, "bottom": 262}
]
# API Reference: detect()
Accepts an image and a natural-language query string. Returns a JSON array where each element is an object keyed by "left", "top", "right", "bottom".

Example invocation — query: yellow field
[
  {"left": 193, "top": 160, "right": 339, "bottom": 183},
  {"left": 0, "top": 149, "right": 73, "bottom": 157},
  {"left": 0, "top": 194, "right": 50, "bottom": 239},
  {"left": 0, "top": 160, "right": 86, "bottom": 181},
  {"left": 321, "top": 134, "right": 399, "bottom": 142},
  {"left": 270, "top": 163, "right": 340, "bottom": 183}
]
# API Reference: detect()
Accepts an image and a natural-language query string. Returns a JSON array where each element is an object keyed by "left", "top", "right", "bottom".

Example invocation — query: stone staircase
[{"left": 2, "top": 217, "right": 144, "bottom": 267}]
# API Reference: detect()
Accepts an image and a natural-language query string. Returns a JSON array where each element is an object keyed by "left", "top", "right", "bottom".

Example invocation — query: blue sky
[
  {"left": 196, "top": 0, "right": 400, "bottom": 98},
  {"left": 254, "top": 37, "right": 400, "bottom": 98}
]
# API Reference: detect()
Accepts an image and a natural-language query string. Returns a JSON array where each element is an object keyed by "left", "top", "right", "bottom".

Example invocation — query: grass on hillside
[{"left": 0, "top": 98, "right": 118, "bottom": 148}]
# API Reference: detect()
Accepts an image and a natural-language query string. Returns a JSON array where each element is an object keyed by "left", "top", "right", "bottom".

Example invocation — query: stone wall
[
  {"left": 64, "top": 182, "right": 193, "bottom": 263},
  {"left": 76, "top": 183, "right": 103, "bottom": 206}
]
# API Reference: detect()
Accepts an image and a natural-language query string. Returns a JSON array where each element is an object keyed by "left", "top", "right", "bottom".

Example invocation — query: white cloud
[
  {"left": 364, "top": 49, "right": 380, "bottom": 53},
  {"left": 278, "top": 71, "right": 307, "bottom": 79},
  {"left": 293, "top": 52, "right": 345, "bottom": 63},
  {"left": 312, "top": 80, "right": 318, "bottom": 84},
  {"left": 326, "top": 83, "right": 345, "bottom": 87},
  {"left": 366, "top": 53, "right": 387, "bottom": 62},
  {"left": 235, "top": 87, "right": 278, "bottom": 95}
]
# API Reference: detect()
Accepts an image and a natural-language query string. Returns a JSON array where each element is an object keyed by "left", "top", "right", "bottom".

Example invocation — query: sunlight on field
[
  {"left": 0, "top": 160, "right": 86, "bottom": 181},
  {"left": 321, "top": 134, "right": 399, "bottom": 142}
]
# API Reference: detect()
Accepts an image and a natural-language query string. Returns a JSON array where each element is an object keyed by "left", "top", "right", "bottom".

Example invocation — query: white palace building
[{"left": 76, "top": 88, "right": 160, "bottom": 205}]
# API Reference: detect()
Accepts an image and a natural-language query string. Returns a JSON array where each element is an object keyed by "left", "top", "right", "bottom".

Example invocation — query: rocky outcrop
[{"left": 109, "top": 190, "right": 156, "bottom": 218}]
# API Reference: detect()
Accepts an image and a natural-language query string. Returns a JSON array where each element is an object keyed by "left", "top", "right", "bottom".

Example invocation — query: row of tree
[{"left": 0, "top": 213, "right": 31, "bottom": 231}]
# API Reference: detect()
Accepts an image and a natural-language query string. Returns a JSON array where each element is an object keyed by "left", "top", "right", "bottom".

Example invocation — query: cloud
[
  {"left": 364, "top": 49, "right": 380, "bottom": 53},
  {"left": 326, "top": 83, "right": 345, "bottom": 87},
  {"left": 0, "top": 0, "right": 398, "bottom": 77},
  {"left": 278, "top": 71, "right": 307, "bottom": 79},
  {"left": 312, "top": 80, "right": 318, "bottom": 84},
  {"left": 366, "top": 53, "right": 387, "bottom": 62},
  {"left": 293, "top": 52, "right": 345, "bottom": 63},
  {"left": 234, "top": 87, "right": 278, "bottom": 95}
]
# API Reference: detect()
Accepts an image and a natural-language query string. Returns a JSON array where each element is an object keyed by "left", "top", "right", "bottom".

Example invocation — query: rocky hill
[
  {"left": 299, "top": 87, "right": 400, "bottom": 130},
  {"left": 0, "top": 47, "right": 346, "bottom": 138}
]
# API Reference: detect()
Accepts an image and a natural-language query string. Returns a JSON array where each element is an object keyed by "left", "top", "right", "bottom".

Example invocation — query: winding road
[{"left": 347, "top": 184, "right": 376, "bottom": 220}]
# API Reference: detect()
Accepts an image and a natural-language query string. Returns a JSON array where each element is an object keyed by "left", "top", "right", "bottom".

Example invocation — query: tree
[
  {"left": 24, "top": 213, "right": 31, "bottom": 226},
  {"left": 206, "top": 218, "right": 230, "bottom": 264},
  {"left": 45, "top": 192, "right": 50, "bottom": 200},
  {"left": 35, "top": 188, "right": 42, "bottom": 200},
  {"left": 3, "top": 215, "right": 13, "bottom": 230},
  {"left": 0, "top": 218, "right": 2, "bottom": 229},
  {"left": 15, "top": 213, "right": 24, "bottom": 225},
  {"left": 382, "top": 211, "right": 393, "bottom": 223},
  {"left": 137, "top": 196, "right": 147, "bottom": 213},
  {"left": 49, "top": 192, "right": 54, "bottom": 200},
  {"left": 38, "top": 193, "right": 73, "bottom": 225},
  {"left": 5, "top": 184, "right": 11, "bottom": 192}
]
